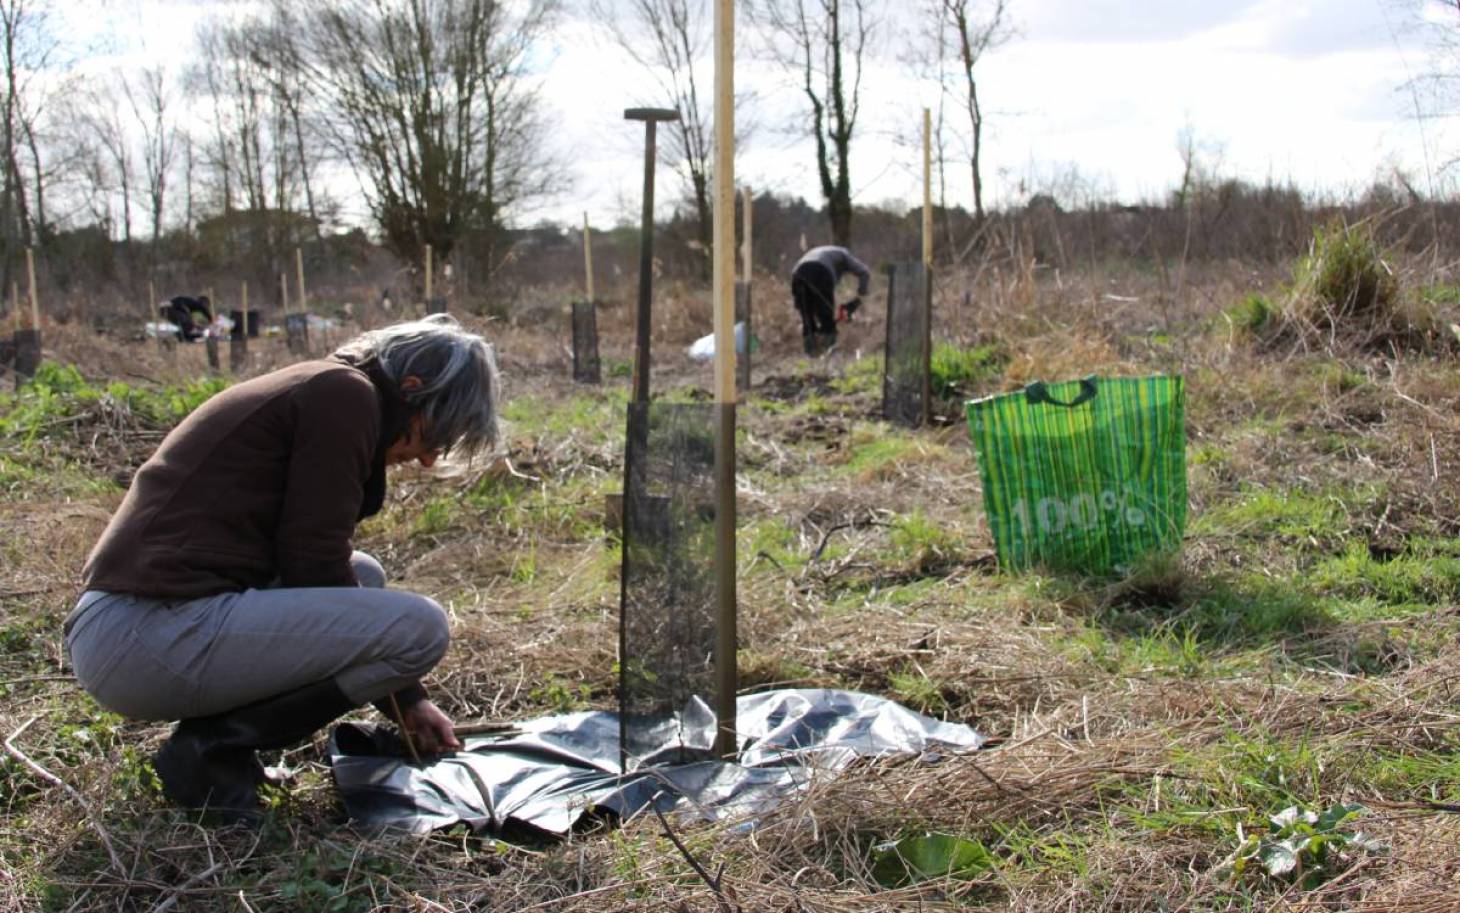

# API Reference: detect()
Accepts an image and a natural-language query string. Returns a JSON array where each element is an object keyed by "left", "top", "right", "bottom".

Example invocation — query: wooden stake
[
  {"left": 424, "top": 244, "right": 433, "bottom": 304},
  {"left": 582, "top": 212, "right": 595, "bottom": 303},
  {"left": 741, "top": 186, "right": 753, "bottom": 282},
  {"left": 923, "top": 107, "right": 933, "bottom": 267},
  {"left": 711, "top": 0, "right": 737, "bottom": 759},
  {"left": 387, "top": 693, "right": 422, "bottom": 765},
  {"left": 241, "top": 280, "right": 249, "bottom": 336},
  {"left": 279, "top": 271, "right": 290, "bottom": 316},
  {"left": 25, "top": 248, "right": 37, "bottom": 331},
  {"left": 10, "top": 281, "right": 18, "bottom": 332},
  {"left": 295, "top": 247, "right": 307, "bottom": 313}
]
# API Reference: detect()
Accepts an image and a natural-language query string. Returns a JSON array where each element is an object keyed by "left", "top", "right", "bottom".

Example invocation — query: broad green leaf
[
  {"left": 1269, "top": 806, "right": 1302, "bottom": 831},
  {"left": 1315, "top": 803, "right": 1364, "bottom": 833},
  {"left": 871, "top": 832, "right": 996, "bottom": 887},
  {"left": 1260, "top": 841, "right": 1299, "bottom": 877}
]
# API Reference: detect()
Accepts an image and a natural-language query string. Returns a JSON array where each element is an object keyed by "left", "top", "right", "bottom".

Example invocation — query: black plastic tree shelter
[
  {"left": 882, "top": 261, "right": 932, "bottom": 427},
  {"left": 571, "top": 300, "right": 601, "bottom": 384}
]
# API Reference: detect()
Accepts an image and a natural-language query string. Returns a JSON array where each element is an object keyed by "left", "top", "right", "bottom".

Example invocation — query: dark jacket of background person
[
  {"left": 791, "top": 246, "right": 872, "bottom": 296},
  {"left": 82, "top": 356, "right": 407, "bottom": 600},
  {"left": 160, "top": 295, "right": 213, "bottom": 341}
]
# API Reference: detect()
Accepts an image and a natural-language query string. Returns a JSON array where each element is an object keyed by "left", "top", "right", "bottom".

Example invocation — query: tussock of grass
[{"left": 1256, "top": 220, "right": 1453, "bottom": 354}]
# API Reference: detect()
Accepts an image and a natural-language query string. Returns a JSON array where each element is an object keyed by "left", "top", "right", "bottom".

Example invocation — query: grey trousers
[{"left": 65, "top": 552, "right": 449, "bottom": 721}]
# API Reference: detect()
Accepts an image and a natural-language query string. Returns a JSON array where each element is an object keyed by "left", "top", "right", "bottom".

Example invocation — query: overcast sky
[{"left": 57, "top": 0, "right": 1458, "bottom": 231}]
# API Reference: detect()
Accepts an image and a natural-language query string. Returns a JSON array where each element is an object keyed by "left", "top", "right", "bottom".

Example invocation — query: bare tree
[
  {"left": 295, "top": 0, "right": 561, "bottom": 269},
  {"left": 79, "top": 81, "right": 136, "bottom": 250},
  {"left": 748, "top": 0, "right": 873, "bottom": 247},
  {"left": 124, "top": 66, "right": 178, "bottom": 261},
  {"left": 590, "top": 0, "right": 715, "bottom": 272},
  {"left": 937, "top": 0, "right": 1010, "bottom": 226},
  {"left": 0, "top": 0, "right": 61, "bottom": 287}
]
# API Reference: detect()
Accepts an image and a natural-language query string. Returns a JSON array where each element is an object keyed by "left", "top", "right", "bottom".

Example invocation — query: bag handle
[{"left": 1025, "top": 376, "right": 1098, "bottom": 408}]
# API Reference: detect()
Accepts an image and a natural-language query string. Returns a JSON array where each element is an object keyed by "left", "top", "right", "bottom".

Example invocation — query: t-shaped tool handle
[
  {"left": 624, "top": 108, "right": 681, "bottom": 405},
  {"left": 624, "top": 107, "right": 681, "bottom": 123}
]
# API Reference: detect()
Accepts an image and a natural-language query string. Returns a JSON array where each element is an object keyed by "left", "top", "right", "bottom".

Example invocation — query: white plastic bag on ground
[{"left": 688, "top": 321, "right": 754, "bottom": 361}]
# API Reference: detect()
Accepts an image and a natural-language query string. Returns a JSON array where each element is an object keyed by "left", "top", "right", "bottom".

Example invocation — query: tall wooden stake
[
  {"left": 242, "top": 281, "right": 249, "bottom": 337},
  {"left": 25, "top": 247, "right": 37, "bottom": 330},
  {"left": 295, "top": 248, "right": 307, "bottom": 313},
  {"left": 922, "top": 108, "right": 934, "bottom": 425},
  {"left": 582, "top": 212, "right": 595, "bottom": 303},
  {"left": 280, "top": 271, "right": 290, "bottom": 316},
  {"left": 10, "top": 281, "right": 17, "bottom": 331},
  {"left": 424, "top": 244, "right": 433, "bottom": 304},
  {"left": 711, "top": 0, "right": 737, "bottom": 759},
  {"left": 923, "top": 107, "right": 933, "bottom": 267},
  {"left": 741, "top": 186, "right": 753, "bottom": 281}
]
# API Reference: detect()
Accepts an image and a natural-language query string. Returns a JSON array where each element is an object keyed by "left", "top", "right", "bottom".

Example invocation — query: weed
[
  {"left": 529, "top": 675, "right": 593, "bottom": 713},
  {"left": 887, "top": 664, "right": 948, "bottom": 715},
  {"left": 870, "top": 831, "right": 995, "bottom": 887},
  {"left": 1222, "top": 803, "right": 1382, "bottom": 889},
  {"left": 929, "top": 341, "right": 1006, "bottom": 401},
  {"left": 1226, "top": 293, "right": 1273, "bottom": 332},
  {"left": 888, "top": 509, "right": 961, "bottom": 574}
]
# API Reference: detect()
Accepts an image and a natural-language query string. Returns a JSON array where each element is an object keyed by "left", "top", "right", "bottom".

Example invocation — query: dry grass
[{"left": 4, "top": 256, "right": 1460, "bottom": 910}]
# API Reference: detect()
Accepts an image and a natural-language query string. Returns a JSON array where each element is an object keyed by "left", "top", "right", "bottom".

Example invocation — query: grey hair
[{"left": 335, "top": 314, "right": 501, "bottom": 459}]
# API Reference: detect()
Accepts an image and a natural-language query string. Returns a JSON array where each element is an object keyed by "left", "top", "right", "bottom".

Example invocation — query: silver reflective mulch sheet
[{"left": 330, "top": 689, "right": 984, "bottom": 835}]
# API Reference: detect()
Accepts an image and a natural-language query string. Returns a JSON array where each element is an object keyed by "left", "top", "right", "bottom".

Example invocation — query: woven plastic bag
[{"left": 965, "top": 375, "right": 1186, "bottom": 574}]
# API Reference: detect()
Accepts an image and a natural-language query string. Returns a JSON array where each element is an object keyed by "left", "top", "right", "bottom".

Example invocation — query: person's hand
[{"left": 400, "top": 699, "right": 462, "bottom": 755}]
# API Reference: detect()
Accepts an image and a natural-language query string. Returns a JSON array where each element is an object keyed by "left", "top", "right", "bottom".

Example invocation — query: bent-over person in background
[
  {"left": 66, "top": 314, "right": 499, "bottom": 822},
  {"left": 789, "top": 245, "right": 872, "bottom": 356}
]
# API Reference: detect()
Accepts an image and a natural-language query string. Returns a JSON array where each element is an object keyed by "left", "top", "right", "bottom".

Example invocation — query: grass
[{"left": 5, "top": 259, "right": 1460, "bottom": 911}]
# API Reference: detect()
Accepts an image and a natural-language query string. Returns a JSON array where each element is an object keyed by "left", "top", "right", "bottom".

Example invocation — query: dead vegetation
[{"left": 4, "top": 252, "right": 1460, "bottom": 911}]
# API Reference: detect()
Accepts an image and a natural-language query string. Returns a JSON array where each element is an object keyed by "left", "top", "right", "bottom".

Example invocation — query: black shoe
[
  {"left": 153, "top": 725, "right": 268, "bottom": 822},
  {"left": 153, "top": 679, "right": 358, "bottom": 822}
]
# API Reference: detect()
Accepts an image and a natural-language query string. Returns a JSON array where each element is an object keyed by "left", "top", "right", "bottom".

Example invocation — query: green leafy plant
[
  {"left": 1225, "top": 803, "right": 1382, "bottom": 888},
  {"left": 929, "top": 341, "right": 1005, "bottom": 400},
  {"left": 871, "top": 831, "right": 996, "bottom": 887},
  {"left": 1227, "top": 293, "right": 1273, "bottom": 332}
]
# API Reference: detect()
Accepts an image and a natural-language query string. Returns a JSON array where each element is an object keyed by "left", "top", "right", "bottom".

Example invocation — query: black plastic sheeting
[{"left": 330, "top": 689, "right": 984, "bottom": 835}]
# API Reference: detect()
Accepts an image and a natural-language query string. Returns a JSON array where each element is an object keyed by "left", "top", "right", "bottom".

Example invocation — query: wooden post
[
  {"left": 26, "top": 247, "right": 38, "bottom": 331},
  {"left": 582, "top": 212, "right": 595, "bottom": 303},
  {"left": 923, "top": 108, "right": 933, "bottom": 267},
  {"left": 232, "top": 280, "right": 250, "bottom": 375},
  {"left": 424, "top": 244, "right": 433, "bottom": 304},
  {"left": 920, "top": 110, "right": 934, "bottom": 426},
  {"left": 741, "top": 185, "right": 753, "bottom": 281},
  {"left": 205, "top": 286, "right": 219, "bottom": 371},
  {"left": 737, "top": 185, "right": 754, "bottom": 392},
  {"left": 711, "top": 0, "right": 737, "bottom": 759},
  {"left": 10, "top": 281, "right": 17, "bottom": 331},
  {"left": 295, "top": 247, "right": 307, "bottom": 313},
  {"left": 279, "top": 271, "right": 290, "bottom": 316}
]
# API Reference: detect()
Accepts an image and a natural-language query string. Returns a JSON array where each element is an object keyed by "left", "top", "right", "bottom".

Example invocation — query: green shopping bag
[{"left": 965, "top": 375, "right": 1186, "bottom": 574}]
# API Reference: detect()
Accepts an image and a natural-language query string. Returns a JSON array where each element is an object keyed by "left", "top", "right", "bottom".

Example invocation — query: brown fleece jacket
[{"left": 83, "top": 359, "right": 384, "bottom": 597}]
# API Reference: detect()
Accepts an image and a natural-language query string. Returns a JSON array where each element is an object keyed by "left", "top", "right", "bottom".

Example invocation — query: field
[{"left": 4, "top": 240, "right": 1460, "bottom": 911}]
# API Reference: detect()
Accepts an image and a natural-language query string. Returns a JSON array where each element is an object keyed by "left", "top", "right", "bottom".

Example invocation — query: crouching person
[{"left": 65, "top": 315, "right": 499, "bottom": 822}]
